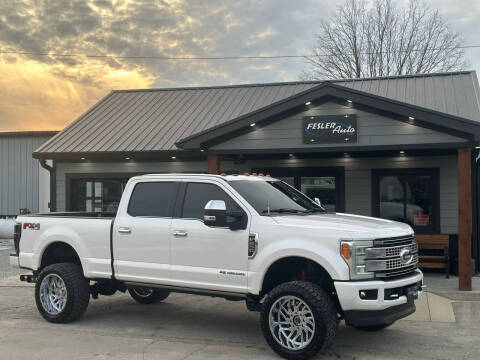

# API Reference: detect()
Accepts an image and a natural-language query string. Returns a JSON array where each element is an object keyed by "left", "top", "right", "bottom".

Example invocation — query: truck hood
[{"left": 270, "top": 212, "right": 413, "bottom": 239}]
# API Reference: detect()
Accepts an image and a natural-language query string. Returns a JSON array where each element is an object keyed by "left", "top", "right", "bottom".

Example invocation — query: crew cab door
[
  {"left": 113, "top": 181, "right": 179, "bottom": 283},
  {"left": 170, "top": 181, "right": 250, "bottom": 293}
]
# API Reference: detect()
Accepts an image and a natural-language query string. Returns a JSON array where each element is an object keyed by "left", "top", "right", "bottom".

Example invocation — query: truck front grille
[{"left": 365, "top": 235, "right": 418, "bottom": 279}]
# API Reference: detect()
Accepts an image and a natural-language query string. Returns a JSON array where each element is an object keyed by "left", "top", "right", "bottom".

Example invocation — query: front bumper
[
  {"left": 9, "top": 254, "right": 20, "bottom": 269},
  {"left": 334, "top": 269, "right": 423, "bottom": 311}
]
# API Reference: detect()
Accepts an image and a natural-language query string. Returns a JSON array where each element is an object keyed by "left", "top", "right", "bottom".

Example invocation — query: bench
[{"left": 416, "top": 234, "right": 450, "bottom": 278}]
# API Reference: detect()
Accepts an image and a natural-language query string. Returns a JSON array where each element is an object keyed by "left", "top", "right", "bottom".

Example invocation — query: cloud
[{"left": 0, "top": 0, "right": 478, "bottom": 131}]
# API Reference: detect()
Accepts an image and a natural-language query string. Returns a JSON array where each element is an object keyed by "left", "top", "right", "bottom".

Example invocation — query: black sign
[{"left": 303, "top": 115, "right": 357, "bottom": 144}]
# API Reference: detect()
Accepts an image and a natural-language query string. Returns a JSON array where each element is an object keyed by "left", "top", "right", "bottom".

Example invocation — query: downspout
[
  {"left": 475, "top": 148, "right": 480, "bottom": 272},
  {"left": 39, "top": 159, "right": 56, "bottom": 212}
]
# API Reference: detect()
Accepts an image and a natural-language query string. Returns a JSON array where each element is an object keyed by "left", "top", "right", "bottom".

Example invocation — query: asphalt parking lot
[{"left": 1, "top": 241, "right": 480, "bottom": 360}]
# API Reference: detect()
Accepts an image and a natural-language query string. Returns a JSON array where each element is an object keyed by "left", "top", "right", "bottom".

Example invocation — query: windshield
[{"left": 229, "top": 180, "right": 325, "bottom": 215}]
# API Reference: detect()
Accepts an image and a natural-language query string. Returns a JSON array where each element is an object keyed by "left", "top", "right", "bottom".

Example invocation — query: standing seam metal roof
[{"left": 35, "top": 71, "right": 480, "bottom": 154}]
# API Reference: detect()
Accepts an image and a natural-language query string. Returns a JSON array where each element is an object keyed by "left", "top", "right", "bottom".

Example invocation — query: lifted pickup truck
[{"left": 10, "top": 174, "right": 423, "bottom": 359}]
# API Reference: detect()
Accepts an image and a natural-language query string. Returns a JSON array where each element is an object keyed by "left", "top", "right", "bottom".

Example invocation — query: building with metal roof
[
  {"left": 0, "top": 131, "right": 57, "bottom": 217},
  {"left": 31, "top": 71, "right": 480, "bottom": 289}
]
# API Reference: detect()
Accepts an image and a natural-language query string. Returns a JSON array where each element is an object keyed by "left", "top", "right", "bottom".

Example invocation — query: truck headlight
[{"left": 341, "top": 241, "right": 374, "bottom": 280}]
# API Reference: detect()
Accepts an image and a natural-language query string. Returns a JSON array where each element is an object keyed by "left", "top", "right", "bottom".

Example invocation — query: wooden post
[
  {"left": 458, "top": 147, "right": 472, "bottom": 291},
  {"left": 207, "top": 155, "right": 220, "bottom": 174}
]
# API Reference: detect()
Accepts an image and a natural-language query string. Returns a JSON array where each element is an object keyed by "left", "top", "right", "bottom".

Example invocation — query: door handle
[
  {"left": 118, "top": 227, "right": 131, "bottom": 234},
  {"left": 173, "top": 230, "right": 188, "bottom": 237}
]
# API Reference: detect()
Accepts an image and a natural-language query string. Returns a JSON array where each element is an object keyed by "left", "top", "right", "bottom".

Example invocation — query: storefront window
[
  {"left": 70, "top": 178, "right": 128, "bottom": 213},
  {"left": 373, "top": 169, "right": 439, "bottom": 233}
]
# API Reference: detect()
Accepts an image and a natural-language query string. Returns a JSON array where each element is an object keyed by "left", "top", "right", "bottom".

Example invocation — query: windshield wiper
[
  {"left": 261, "top": 208, "right": 305, "bottom": 215},
  {"left": 304, "top": 208, "right": 326, "bottom": 214}
]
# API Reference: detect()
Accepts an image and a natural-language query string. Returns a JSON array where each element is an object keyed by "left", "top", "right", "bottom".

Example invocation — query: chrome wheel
[
  {"left": 269, "top": 295, "right": 315, "bottom": 350},
  {"left": 39, "top": 274, "right": 67, "bottom": 315},
  {"left": 132, "top": 287, "right": 154, "bottom": 298}
]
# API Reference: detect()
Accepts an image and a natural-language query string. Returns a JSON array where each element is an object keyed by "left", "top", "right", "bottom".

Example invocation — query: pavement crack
[
  {"left": 180, "top": 343, "right": 209, "bottom": 360},
  {"left": 142, "top": 339, "right": 159, "bottom": 360}
]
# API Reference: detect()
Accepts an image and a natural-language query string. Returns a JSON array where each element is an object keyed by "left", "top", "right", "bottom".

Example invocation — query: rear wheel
[
  {"left": 128, "top": 287, "right": 170, "bottom": 304},
  {"left": 260, "top": 281, "right": 337, "bottom": 360},
  {"left": 35, "top": 263, "right": 90, "bottom": 323}
]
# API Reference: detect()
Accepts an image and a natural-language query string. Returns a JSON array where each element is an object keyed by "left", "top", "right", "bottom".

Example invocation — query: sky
[{"left": 0, "top": 0, "right": 479, "bottom": 131}]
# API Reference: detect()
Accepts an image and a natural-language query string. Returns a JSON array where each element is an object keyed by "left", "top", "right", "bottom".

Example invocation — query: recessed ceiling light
[
  {"left": 305, "top": 101, "right": 311, "bottom": 106},
  {"left": 399, "top": 150, "right": 405, "bottom": 154},
  {"left": 171, "top": 156, "right": 176, "bottom": 159},
  {"left": 408, "top": 116, "right": 415, "bottom": 121},
  {"left": 346, "top": 99, "right": 353, "bottom": 103},
  {"left": 125, "top": 157, "right": 131, "bottom": 160},
  {"left": 200, "top": 149, "right": 204, "bottom": 152},
  {"left": 250, "top": 123, "right": 256, "bottom": 127},
  {"left": 80, "top": 157, "right": 86, "bottom": 160}
]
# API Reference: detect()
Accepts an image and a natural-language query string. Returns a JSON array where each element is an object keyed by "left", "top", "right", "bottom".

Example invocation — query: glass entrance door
[{"left": 252, "top": 167, "right": 345, "bottom": 212}]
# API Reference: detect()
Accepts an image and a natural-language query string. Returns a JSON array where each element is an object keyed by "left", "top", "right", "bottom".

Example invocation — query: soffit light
[
  {"left": 250, "top": 123, "right": 256, "bottom": 127},
  {"left": 346, "top": 99, "right": 353, "bottom": 103},
  {"left": 305, "top": 101, "right": 311, "bottom": 106},
  {"left": 476, "top": 146, "right": 480, "bottom": 149},
  {"left": 408, "top": 116, "right": 415, "bottom": 121},
  {"left": 125, "top": 157, "right": 131, "bottom": 160},
  {"left": 171, "top": 156, "right": 176, "bottom": 159},
  {"left": 399, "top": 150, "right": 405, "bottom": 154},
  {"left": 80, "top": 157, "right": 86, "bottom": 160}
]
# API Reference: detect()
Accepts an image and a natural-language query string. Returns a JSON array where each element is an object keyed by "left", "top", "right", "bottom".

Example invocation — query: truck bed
[{"left": 23, "top": 212, "right": 116, "bottom": 218}]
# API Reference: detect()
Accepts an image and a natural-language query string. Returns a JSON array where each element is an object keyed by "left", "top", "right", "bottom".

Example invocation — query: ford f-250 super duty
[{"left": 10, "top": 174, "right": 423, "bottom": 359}]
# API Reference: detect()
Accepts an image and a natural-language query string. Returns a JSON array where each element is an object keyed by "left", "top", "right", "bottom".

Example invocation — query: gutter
[{"left": 39, "top": 159, "right": 56, "bottom": 212}]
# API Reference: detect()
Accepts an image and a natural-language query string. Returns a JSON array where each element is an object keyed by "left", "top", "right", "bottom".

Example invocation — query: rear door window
[{"left": 128, "top": 182, "right": 179, "bottom": 217}]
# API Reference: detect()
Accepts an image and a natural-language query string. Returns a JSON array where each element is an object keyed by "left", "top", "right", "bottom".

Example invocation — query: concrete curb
[{"left": 428, "top": 290, "right": 480, "bottom": 301}]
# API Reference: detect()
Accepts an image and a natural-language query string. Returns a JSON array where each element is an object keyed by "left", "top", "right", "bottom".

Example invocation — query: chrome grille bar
[{"left": 366, "top": 235, "right": 418, "bottom": 278}]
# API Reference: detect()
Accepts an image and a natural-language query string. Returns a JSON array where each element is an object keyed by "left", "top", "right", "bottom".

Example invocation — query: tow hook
[{"left": 19, "top": 274, "right": 36, "bottom": 283}]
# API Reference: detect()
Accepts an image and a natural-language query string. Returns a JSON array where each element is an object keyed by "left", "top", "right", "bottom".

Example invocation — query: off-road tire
[
  {"left": 352, "top": 322, "right": 393, "bottom": 331},
  {"left": 35, "top": 263, "right": 90, "bottom": 323},
  {"left": 128, "top": 287, "right": 170, "bottom": 304},
  {"left": 260, "top": 281, "right": 337, "bottom": 360}
]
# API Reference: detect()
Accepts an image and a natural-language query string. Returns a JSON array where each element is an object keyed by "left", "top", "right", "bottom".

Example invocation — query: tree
[{"left": 304, "top": 0, "right": 468, "bottom": 79}]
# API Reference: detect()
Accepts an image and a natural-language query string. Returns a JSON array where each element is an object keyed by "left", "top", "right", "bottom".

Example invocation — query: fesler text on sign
[{"left": 303, "top": 115, "right": 357, "bottom": 144}]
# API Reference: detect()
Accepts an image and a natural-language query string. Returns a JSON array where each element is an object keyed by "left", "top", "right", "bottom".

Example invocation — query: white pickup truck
[{"left": 10, "top": 174, "right": 423, "bottom": 359}]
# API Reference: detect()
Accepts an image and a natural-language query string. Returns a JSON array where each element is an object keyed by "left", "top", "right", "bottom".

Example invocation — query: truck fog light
[{"left": 359, "top": 289, "right": 378, "bottom": 300}]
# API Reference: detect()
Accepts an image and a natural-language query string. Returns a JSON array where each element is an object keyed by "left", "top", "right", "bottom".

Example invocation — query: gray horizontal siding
[
  {"left": 56, "top": 154, "right": 458, "bottom": 234},
  {"left": 0, "top": 136, "right": 51, "bottom": 215},
  {"left": 55, "top": 161, "right": 208, "bottom": 211},
  {"left": 212, "top": 102, "right": 467, "bottom": 150}
]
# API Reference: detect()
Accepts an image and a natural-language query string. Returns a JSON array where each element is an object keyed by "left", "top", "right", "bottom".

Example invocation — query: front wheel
[
  {"left": 35, "top": 263, "right": 90, "bottom": 323},
  {"left": 128, "top": 287, "right": 170, "bottom": 304},
  {"left": 260, "top": 281, "right": 337, "bottom": 360}
]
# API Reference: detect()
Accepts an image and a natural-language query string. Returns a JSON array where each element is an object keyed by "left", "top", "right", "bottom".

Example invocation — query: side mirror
[
  {"left": 204, "top": 200, "right": 227, "bottom": 227},
  {"left": 314, "top": 197, "right": 322, "bottom": 207}
]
